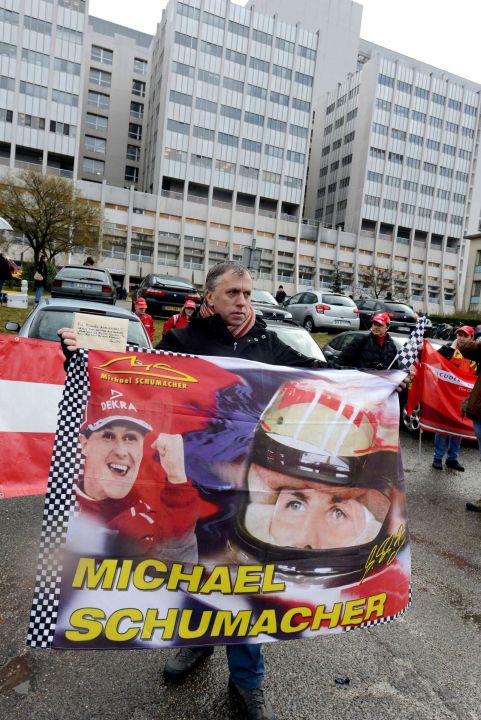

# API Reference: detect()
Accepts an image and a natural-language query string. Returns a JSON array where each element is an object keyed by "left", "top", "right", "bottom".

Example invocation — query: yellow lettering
[
  {"left": 132, "top": 560, "right": 167, "bottom": 590},
  {"left": 211, "top": 610, "right": 252, "bottom": 638},
  {"left": 71, "top": 558, "right": 118, "bottom": 590},
  {"left": 65, "top": 607, "right": 105, "bottom": 642},
  {"left": 199, "top": 567, "right": 232, "bottom": 594},
  {"left": 232, "top": 566, "right": 263, "bottom": 594},
  {"left": 365, "top": 593, "right": 387, "bottom": 620},
  {"left": 105, "top": 609, "right": 142, "bottom": 642},
  {"left": 311, "top": 602, "right": 343, "bottom": 630},
  {"left": 249, "top": 610, "right": 277, "bottom": 637},
  {"left": 279, "top": 607, "right": 312, "bottom": 634},
  {"left": 166, "top": 564, "right": 204, "bottom": 592},
  {"left": 342, "top": 599, "right": 367, "bottom": 626},
  {"left": 178, "top": 609, "right": 213, "bottom": 639},
  {"left": 116, "top": 559, "right": 133, "bottom": 590},
  {"left": 141, "top": 608, "right": 179, "bottom": 641},
  {"left": 261, "top": 564, "right": 286, "bottom": 593}
]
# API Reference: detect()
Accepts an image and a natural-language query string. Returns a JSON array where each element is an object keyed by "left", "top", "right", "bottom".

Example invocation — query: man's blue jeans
[
  {"left": 433, "top": 433, "right": 461, "bottom": 461},
  {"left": 472, "top": 418, "right": 481, "bottom": 459},
  {"left": 226, "top": 643, "right": 264, "bottom": 689}
]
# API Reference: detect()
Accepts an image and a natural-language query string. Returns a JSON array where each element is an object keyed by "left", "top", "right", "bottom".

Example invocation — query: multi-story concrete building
[
  {"left": 313, "top": 42, "right": 481, "bottom": 313},
  {"left": 79, "top": 16, "right": 152, "bottom": 189},
  {"left": 0, "top": 0, "right": 87, "bottom": 179}
]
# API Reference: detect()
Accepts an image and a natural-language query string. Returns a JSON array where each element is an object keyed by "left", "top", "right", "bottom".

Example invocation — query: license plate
[
  {"left": 397, "top": 325, "right": 409, "bottom": 332},
  {"left": 334, "top": 319, "right": 346, "bottom": 325},
  {"left": 163, "top": 305, "right": 182, "bottom": 311}
]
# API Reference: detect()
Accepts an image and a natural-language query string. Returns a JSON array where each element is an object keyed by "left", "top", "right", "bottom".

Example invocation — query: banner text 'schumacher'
[{"left": 27, "top": 349, "right": 411, "bottom": 649}]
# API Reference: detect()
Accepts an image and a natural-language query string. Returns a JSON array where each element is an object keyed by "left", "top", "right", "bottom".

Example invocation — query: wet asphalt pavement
[{"left": 1, "top": 433, "right": 480, "bottom": 720}]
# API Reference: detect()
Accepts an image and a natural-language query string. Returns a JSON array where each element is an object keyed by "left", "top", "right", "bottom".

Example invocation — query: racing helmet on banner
[{"left": 234, "top": 378, "right": 402, "bottom": 586}]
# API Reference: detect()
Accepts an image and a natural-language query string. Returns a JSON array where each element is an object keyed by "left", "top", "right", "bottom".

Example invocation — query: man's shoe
[
  {"left": 163, "top": 646, "right": 214, "bottom": 683},
  {"left": 445, "top": 459, "right": 464, "bottom": 471},
  {"left": 432, "top": 459, "right": 443, "bottom": 470},
  {"left": 466, "top": 499, "right": 481, "bottom": 512},
  {"left": 228, "top": 678, "right": 275, "bottom": 720}
]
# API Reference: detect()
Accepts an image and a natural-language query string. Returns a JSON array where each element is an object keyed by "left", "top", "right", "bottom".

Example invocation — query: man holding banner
[
  {"left": 458, "top": 330, "right": 481, "bottom": 510},
  {"left": 431, "top": 326, "right": 477, "bottom": 471}
]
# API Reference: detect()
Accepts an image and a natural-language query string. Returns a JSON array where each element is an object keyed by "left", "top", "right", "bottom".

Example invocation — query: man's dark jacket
[
  {"left": 337, "top": 331, "right": 398, "bottom": 370},
  {"left": 157, "top": 314, "right": 326, "bottom": 368},
  {"left": 0, "top": 253, "right": 11, "bottom": 282}
]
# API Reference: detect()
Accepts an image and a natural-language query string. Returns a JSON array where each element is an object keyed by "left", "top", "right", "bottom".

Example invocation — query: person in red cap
[
  {"left": 337, "top": 311, "right": 398, "bottom": 370},
  {"left": 432, "top": 325, "right": 476, "bottom": 472},
  {"left": 134, "top": 297, "right": 155, "bottom": 342},
  {"left": 72, "top": 395, "right": 199, "bottom": 560},
  {"left": 161, "top": 299, "right": 197, "bottom": 338}
]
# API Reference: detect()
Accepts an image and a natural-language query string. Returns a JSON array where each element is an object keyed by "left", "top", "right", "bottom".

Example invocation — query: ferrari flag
[
  {"left": 417, "top": 341, "right": 477, "bottom": 438},
  {"left": 27, "top": 349, "right": 411, "bottom": 649}
]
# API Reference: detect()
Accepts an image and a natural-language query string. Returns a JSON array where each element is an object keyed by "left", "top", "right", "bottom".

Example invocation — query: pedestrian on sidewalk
[
  {"left": 34, "top": 255, "right": 48, "bottom": 305},
  {"left": 432, "top": 326, "right": 476, "bottom": 472}
]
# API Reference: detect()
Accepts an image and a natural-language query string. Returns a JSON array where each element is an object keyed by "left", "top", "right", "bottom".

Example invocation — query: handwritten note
[{"left": 73, "top": 313, "right": 129, "bottom": 352}]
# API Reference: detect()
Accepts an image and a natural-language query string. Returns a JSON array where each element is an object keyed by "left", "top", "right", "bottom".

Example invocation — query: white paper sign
[{"left": 73, "top": 313, "right": 128, "bottom": 351}]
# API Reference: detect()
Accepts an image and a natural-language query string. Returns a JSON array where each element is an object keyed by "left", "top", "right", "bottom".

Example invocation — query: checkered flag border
[
  {"left": 396, "top": 317, "right": 427, "bottom": 371},
  {"left": 343, "top": 585, "right": 412, "bottom": 633}
]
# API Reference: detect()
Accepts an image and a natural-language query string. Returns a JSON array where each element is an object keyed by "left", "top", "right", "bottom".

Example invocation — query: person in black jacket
[
  {"left": 34, "top": 255, "right": 48, "bottom": 304},
  {"left": 336, "top": 312, "right": 398, "bottom": 370},
  {"left": 0, "top": 252, "right": 12, "bottom": 303}
]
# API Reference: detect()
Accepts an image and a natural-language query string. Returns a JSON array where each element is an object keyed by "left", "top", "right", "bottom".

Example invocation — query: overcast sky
[{"left": 88, "top": 0, "right": 481, "bottom": 84}]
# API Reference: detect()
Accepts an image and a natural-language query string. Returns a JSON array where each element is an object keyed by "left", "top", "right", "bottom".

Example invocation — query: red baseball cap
[
  {"left": 456, "top": 325, "right": 474, "bottom": 337},
  {"left": 135, "top": 297, "right": 147, "bottom": 308},
  {"left": 81, "top": 391, "right": 152, "bottom": 435},
  {"left": 372, "top": 312, "right": 391, "bottom": 326},
  {"left": 184, "top": 300, "right": 196, "bottom": 309}
]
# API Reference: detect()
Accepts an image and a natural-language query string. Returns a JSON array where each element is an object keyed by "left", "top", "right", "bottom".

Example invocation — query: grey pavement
[{"left": 1, "top": 434, "right": 480, "bottom": 720}]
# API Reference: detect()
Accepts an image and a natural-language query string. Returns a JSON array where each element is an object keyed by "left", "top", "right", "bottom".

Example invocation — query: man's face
[
  {"left": 247, "top": 463, "right": 386, "bottom": 550},
  {"left": 79, "top": 424, "right": 145, "bottom": 501},
  {"left": 456, "top": 331, "right": 470, "bottom": 347},
  {"left": 371, "top": 321, "right": 388, "bottom": 338},
  {"left": 184, "top": 306, "right": 195, "bottom": 317},
  {"left": 204, "top": 270, "right": 252, "bottom": 327},
  {"left": 136, "top": 306, "right": 146, "bottom": 315}
]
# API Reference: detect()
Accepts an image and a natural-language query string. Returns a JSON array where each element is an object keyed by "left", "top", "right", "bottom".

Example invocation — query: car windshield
[
  {"left": 322, "top": 294, "right": 356, "bottom": 306},
  {"left": 251, "top": 290, "right": 278, "bottom": 305},
  {"left": 270, "top": 326, "right": 325, "bottom": 361},
  {"left": 385, "top": 303, "right": 413, "bottom": 312},
  {"left": 29, "top": 309, "right": 149, "bottom": 347},
  {"left": 57, "top": 268, "right": 108, "bottom": 282}
]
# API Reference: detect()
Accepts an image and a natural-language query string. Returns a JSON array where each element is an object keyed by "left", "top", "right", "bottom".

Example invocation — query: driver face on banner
[{"left": 79, "top": 424, "right": 145, "bottom": 501}]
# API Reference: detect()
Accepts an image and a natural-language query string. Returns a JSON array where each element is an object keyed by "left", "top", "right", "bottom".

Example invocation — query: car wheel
[
  {"left": 401, "top": 404, "right": 420, "bottom": 434},
  {"left": 303, "top": 317, "right": 314, "bottom": 333}
]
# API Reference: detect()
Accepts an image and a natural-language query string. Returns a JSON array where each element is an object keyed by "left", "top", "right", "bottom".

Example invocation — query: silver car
[
  {"left": 5, "top": 298, "right": 152, "bottom": 348},
  {"left": 284, "top": 291, "right": 360, "bottom": 332}
]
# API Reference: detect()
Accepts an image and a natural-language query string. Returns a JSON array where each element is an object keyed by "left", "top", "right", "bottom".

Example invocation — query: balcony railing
[
  {"left": 212, "top": 198, "right": 232, "bottom": 210},
  {"left": 183, "top": 261, "right": 204, "bottom": 270},
  {"left": 157, "top": 257, "right": 178, "bottom": 267},
  {"left": 187, "top": 194, "right": 208, "bottom": 205},
  {"left": 161, "top": 189, "right": 183, "bottom": 201}
]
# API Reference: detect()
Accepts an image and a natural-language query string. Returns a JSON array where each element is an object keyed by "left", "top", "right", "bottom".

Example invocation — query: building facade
[
  {"left": 79, "top": 16, "right": 152, "bottom": 189},
  {"left": 0, "top": 0, "right": 87, "bottom": 178}
]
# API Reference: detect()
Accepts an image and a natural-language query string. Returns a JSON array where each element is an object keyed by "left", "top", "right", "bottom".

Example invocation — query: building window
[
  {"left": 275, "top": 37, "right": 294, "bottom": 53},
  {"left": 223, "top": 76, "right": 243, "bottom": 93},
  {"left": 272, "top": 64, "right": 292, "bottom": 80},
  {"left": 298, "top": 45, "right": 316, "bottom": 61},
  {"left": 218, "top": 132, "right": 238, "bottom": 147},
  {"left": 289, "top": 124, "right": 308, "bottom": 138},
  {"left": 126, "top": 145, "right": 141, "bottom": 161},
  {"left": 201, "top": 40, "right": 223, "bottom": 58},
  {"left": 52, "top": 89, "right": 78, "bottom": 107},
  {"left": 287, "top": 150, "right": 305, "bottom": 163},
  {"left": 203, "top": 11, "right": 224, "bottom": 28},
  {"left": 245, "top": 111, "right": 264, "bottom": 126},
  {"left": 295, "top": 71, "right": 313, "bottom": 87},
  {"left": 173, "top": 61, "right": 195, "bottom": 79},
  {"left": 195, "top": 97, "right": 217, "bottom": 113},
  {"left": 91, "top": 46, "right": 113, "bottom": 65},
  {"left": 83, "top": 157, "right": 105, "bottom": 176},
  {"left": 0, "top": 108, "right": 13, "bottom": 123},
  {"left": 193, "top": 125, "right": 214, "bottom": 141},
  {"left": 198, "top": 68, "right": 220, "bottom": 85},
  {"left": 221, "top": 105, "right": 241, "bottom": 120},
  {"left": 248, "top": 85, "right": 267, "bottom": 100},
  {"left": 175, "top": 32, "right": 198, "bottom": 50},
  {"left": 228, "top": 20, "right": 249, "bottom": 37},
  {"left": 88, "top": 91, "right": 109, "bottom": 110},
  {"left": 263, "top": 171, "right": 281, "bottom": 184},
  {"left": 19, "top": 81, "right": 48, "bottom": 99},
  {"left": 242, "top": 138, "right": 261, "bottom": 153},
  {"left": 266, "top": 145, "right": 284, "bottom": 159},
  {"left": 132, "top": 80, "right": 146, "bottom": 97},
  {"left": 86, "top": 114, "right": 108, "bottom": 132},
  {"left": 133, "top": 57, "right": 147, "bottom": 75},
  {"left": 191, "top": 154, "right": 212, "bottom": 168},
  {"left": 128, "top": 123, "right": 142, "bottom": 140},
  {"left": 250, "top": 56, "right": 269, "bottom": 73},
  {"left": 89, "top": 67, "right": 111, "bottom": 88},
  {"left": 239, "top": 165, "right": 259, "bottom": 179},
  {"left": 270, "top": 91, "right": 289, "bottom": 106},
  {"left": 125, "top": 166, "right": 139, "bottom": 183},
  {"left": 267, "top": 118, "right": 286, "bottom": 132},
  {"left": 24, "top": 15, "right": 51, "bottom": 34},
  {"left": 225, "top": 49, "right": 246, "bottom": 65},
  {"left": 22, "top": 48, "right": 49, "bottom": 68},
  {"left": 85, "top": 135, "right": 106, "bottom": 154},
  {"left": 50, "top": 120, "right": 73, "bottom": 135},
  {"left": 130, "top": 101, "right": 144, "bottom": 119},
  {"left": 292, "top": 98, "right": 310, "bottom": 113},
  {"left": 378, "top": 74, "right": 394, "bottom": 88},
  {"left": 56, "top": 26, "right": 83, "bottom": 44},
  {"left": 177, "top": 2, "right": 200, "bottom": 20}
]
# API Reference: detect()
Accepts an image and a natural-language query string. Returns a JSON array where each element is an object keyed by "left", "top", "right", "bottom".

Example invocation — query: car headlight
[{"left": 284, "top": 312, "right": 293, "bottom": 319}]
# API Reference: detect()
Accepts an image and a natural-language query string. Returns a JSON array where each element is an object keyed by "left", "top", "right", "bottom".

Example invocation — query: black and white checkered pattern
[
  {"left": 27, "top": 350, "right": 90, "bottom": 648},
  {"left": 395, "top": 317, "right": 427, "bottom": 371},
  {"left": 343, "top": 585, "right": 412, "bottom": 633}
]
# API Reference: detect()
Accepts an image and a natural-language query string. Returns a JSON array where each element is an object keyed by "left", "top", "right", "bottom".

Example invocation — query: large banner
[
  {"left": 27, "top": 349, "right": 411, "bottom": 649},
  {"left": 416, "top": 342, "right": 477, "bottom": 438},
  {"left": 0, "top": 335, "right": 65, "bottom": 499}
]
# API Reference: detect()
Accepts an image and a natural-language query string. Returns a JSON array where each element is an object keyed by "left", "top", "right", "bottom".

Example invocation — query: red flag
[
  {"left": 418, "top": 341, "right": 476, "bottom": 438},
  {"left": 0, "top": 336, "right": 66, "bottom": 498}
]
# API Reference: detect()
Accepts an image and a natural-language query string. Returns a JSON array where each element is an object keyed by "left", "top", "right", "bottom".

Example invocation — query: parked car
[
  {"left": 322, "top": 330, "right": 441, "bottom": 432},
  {"left": 251, "top": 289, "right": 293, "bottom": 321},
  {"left": 283, "top": 291, "right": 360, "bottom": 332},
  {"left": 5, "top": 298, "right": 152, "bottom": 348},
  {"left": 355, "top": 298, "right": 418, "bottom": 333},
  {"left": 263, "top": 319, "right": 326, "bottom": 363},
  {"left": 51, "top": 265, "right": 116, "bottom": 305},
  {"left": 133, "top": 274, "right": 201, "bottom": 318}
]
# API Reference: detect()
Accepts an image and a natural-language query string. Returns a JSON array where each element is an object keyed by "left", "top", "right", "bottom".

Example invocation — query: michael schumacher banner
[
  {"left": 28, "top": 349, "right": 411, "bottom": 649},
  {"left": 416, "top": 341, "right": 477, "bottom": 439}
]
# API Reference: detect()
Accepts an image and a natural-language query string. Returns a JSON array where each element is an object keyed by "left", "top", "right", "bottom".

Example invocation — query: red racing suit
[{"left": 137, "top": 311, "right": 155, "bottom": 342}]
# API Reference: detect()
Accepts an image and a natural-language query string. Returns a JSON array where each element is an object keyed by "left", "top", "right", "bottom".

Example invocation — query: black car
[
  {"left": 133, "top": 274, "right": 201, "bottom": 318},
  {"left": 355, "top": 298, "right": 419, "bottom": 333},
  {"left": 51, "top": 265, "right": 116, "bottom": 305},
  {"left": 251, "top": 289, "right": 294, "bottom": 322},
  {"left": 323, "top": 330, "right": 441, "bottom": 433}
]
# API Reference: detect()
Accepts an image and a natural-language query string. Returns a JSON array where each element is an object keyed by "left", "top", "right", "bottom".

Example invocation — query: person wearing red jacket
[
  {"left": 134, "top": 297, "right": 155, "bottom": 342},
  {"left": 161, "top": 299, "right": 196, "bottom": 338}
]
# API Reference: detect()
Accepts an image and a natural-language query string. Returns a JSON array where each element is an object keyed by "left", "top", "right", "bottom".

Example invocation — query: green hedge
[{"left": 429, "top": 312, "right": 481, "bottom": 327}]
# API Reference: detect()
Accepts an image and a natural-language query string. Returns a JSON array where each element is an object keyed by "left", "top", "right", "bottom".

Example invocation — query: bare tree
[
  {"left": 0, "top": 169, "right": 103, "bottom": 266},
  {"left": 358, "top": 267, "right": 394, "bottom": 298}
]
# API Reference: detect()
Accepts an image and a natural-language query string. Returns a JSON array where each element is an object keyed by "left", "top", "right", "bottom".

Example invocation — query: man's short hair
[{"left": 205, "top": 261, "right": 249, "bottom": 291}]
